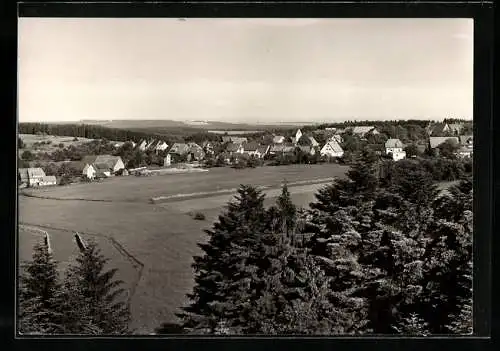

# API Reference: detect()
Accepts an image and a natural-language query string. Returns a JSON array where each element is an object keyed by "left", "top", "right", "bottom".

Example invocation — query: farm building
[
  {"left": 82, "top": 155, "right": 125, "bottom": 174},
  {"left": 18, "top": 167, "right": 48, "bottom": 187},
  {"left": 320, "top": 140, "right": 344, "bottom": 158},
  {"left": 448, "top": 123, "right": 464, "bottom": 135},
  {"left": 385, "top": 139, "right": 406, "bottom": 161}
]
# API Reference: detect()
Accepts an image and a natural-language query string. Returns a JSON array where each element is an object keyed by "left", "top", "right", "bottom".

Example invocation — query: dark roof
[
  {"left": 226, "top": 142, "right": 242, "bottom": 152},
  {"left": 243, "top": 141, "right": 260, "bottom": 152}
]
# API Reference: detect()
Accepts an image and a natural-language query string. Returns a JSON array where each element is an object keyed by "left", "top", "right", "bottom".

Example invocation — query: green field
[
  {"left": 23, "top": 164, "right": 349, "bottom": 203},
  {"left": 19, "top": 164, "right": 346, "bottom": 333}
]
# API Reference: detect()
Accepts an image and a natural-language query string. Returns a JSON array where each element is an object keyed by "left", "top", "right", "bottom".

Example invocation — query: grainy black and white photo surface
[{"left": 17, "top": 18, "right": 473, "bottom": 336}]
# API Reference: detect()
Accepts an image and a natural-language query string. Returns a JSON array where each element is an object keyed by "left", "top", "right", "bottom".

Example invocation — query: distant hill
[{"left": 78, "top": 119, "right": 314, "bottom": 131}]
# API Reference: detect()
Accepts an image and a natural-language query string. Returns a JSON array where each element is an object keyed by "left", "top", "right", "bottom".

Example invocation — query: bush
[
  {"left": 73, "top": 137, "right": 79, "bottom": 141},
  {"left": 193, "top": 212, "right": 206, "bottom": 221},
  {"left": 58, "top": 143, "right": 64, "bottom": 148}
]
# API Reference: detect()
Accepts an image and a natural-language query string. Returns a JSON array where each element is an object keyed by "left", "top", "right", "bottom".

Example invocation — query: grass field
[
  {"left": 18, "top": 165, "right": 342, "bottom": 333},
  {"left": 22, "top": 164, "right": 348, "bottom": 203}
]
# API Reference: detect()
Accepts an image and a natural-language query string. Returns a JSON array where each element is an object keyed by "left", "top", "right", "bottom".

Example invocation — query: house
[
  {"left": 385, "top": 138, "right": 406, "bottom": 161},
  {"left": 269, "top": 144, "right": 285, "bottom": 156},
  {"left": 295, "top": 129, "right": 303, "bottom": 142},
  {"left": 448, "top": 123, "right": 464, "bottom": 135},
  {"left": 168, "top": 143, "right": 190, "bottom": 156},
  {"left": 82, "top": 163, "right": 97, "bottom": 179},
  {"left": 241, "top": 141, "right": 260, "bottom": 156},
  {"left": 429, "top": 136, "right": 460, "bottom": 149},
  {"left": 352, "top": 126, "right": 379, "bottom": 137},
  {"left": 164, "top": 154, "right": 172, "bottom": 166},
  {"left": 145, "top": 139, "right": 158, "bottom": 151},
  {"left": 328, "top": 134, "right": 343, "bottom": 144},
  {"left": 155, "top": 141, "right": 169, "bottom": 154},
  {"left": 255, "top": 145, "right": 270, "bottom": 159},
  {"left": 94, "top": 163, "right": 112, "bottom": 178},
  {"left": 39, "top": 176, "right": 57, "bottom": 186},
  {"left": 187, "top": 142, "right": 205, "bottom": 161},
  {"left": 272, "top": 135, "right": 285, "bottom": 144},
  {"left": 82, "top": 155, "right": 125, "bottom": 174},
  {"left": 136, "top": 140, "right": 148, "bottom": 151},
  {"left": 320, "top": 140, "right": 344, "bottom": 158},
  {"left": 428, "top": 122, "right": 451, "bottom": 136},
  {"left": 225, "top": 142, "right": 245, "bottom": 155}
]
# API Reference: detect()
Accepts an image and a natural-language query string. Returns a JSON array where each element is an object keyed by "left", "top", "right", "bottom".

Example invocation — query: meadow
[
  {"left": 19, "top": 164, "right": 346, "bottom": 333},
  {"left": 22, "top": 164, "right": 349, "bottom": 203}
]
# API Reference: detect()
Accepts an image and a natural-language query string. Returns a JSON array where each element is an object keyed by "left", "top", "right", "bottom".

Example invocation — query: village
[{"left": 18, "top": 120, "right": 473, "bottom": 188}]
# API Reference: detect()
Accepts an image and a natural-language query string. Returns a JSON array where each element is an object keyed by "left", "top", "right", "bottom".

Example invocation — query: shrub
[
  {"left": 58, "top": 143, "right": 64, "bottom": 148},
  {"left": 73, "top": 137, "right": 79, "bottom": 141},
  {"left": 193, "top": 212, "right": 206, "bottom": 221}
]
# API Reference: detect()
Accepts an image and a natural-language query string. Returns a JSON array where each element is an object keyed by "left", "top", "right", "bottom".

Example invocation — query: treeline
[
  {"left": 19, "top": 123, "right": 155, "bottom": 143},
  {"left": 19, "top": 123, "right": 224, "bottom": 145},
  {"left": 18, "top": 234, "right": 130, "bottom": 334},
  {"left": 157, "top": 150, "right": 472, "bottom": 335}
]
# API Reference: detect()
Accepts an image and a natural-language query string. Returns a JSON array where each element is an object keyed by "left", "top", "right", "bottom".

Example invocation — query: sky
[{"left": 18, "top": 18, "right": 473, "bottom": 123}]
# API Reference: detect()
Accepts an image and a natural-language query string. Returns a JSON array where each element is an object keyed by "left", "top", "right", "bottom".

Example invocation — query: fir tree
[
  {"left": 179, "top": 185, "right": 268, "bottom": 333},
  {"left": 419, "top": 185, "right": 473, "bottom": 334},
  {"left": 63, "top": 234, "right": 130, "bottom": 334},
  {"left": 271, "top": 182, "right": 297, "bottom": 241},
  {"left": 18, "top": 234, "right": 66, "bottom": 334}
]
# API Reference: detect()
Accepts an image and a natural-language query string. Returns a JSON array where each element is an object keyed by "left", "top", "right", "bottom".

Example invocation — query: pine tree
[
  {"left": 63, "top": 234, "right": 130, "bottom": 334},
  {"left": 18, "top": 234, "right": 66, "bottom": 334},
  {"left": 419, "top": 184, "right": 473, "bottom": 334},
  {"left": 178, "top": 185, "right": 268, "bottom": 333},
  {"left": 273, "top": 182, "right": 297, "bottom": 240}
]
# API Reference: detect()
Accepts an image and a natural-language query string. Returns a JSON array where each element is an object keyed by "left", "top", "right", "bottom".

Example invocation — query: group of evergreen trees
[
  {"left": 18, "top": 233, "right": 130, "bottom": 335},
  {"left": 159, "top": 149, "right": 472, "bottom": 335},
  {"left": 19, "top": 149, "right": 473, "bottom": 335}
]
